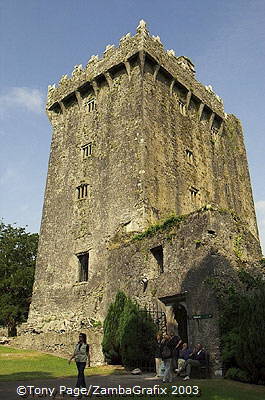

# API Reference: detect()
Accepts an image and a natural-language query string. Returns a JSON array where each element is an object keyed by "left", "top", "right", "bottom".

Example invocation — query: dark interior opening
[
  {"left": 78, "top": 252, "right": 89, "bottom": 281},
  {"left": 63, "top": 92, "right": 77, "bottom": 108},
  {"left": 150, "top": 245, "right": 164, "bottom": 274},
  {"left": 201, "top": 105, "right": 212, "bottom": 122},
  {"left": 173, "top": 303, "right": 188, "bottom": 343}
]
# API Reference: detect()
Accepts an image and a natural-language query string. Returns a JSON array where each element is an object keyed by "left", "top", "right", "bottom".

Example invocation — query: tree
[
  {"left": 0, "top": 221, "right": 38, "bottom": 336},
  {"left": 102, "top": 291, "right": 126, "bottom": 364},
  {"left": 102, "top": 291, "right": 157, "bottom": 369},
  {"left": 209, "top": 267, "right": 265, "bottom": 384},
  {"left": 118, "top": 298, "right": 157, "bottom": 368}
]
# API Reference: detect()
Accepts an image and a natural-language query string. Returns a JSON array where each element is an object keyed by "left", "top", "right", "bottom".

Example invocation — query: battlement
[{"left": 47, "top": 20, "right": 224, "bottom": 120}]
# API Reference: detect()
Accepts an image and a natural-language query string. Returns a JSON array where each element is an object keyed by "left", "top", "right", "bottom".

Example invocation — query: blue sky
[{"left": 0, "top": 0, "right": 265, "bottom": 254}]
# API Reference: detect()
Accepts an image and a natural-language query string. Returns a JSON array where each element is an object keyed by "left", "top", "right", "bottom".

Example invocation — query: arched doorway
[
  {"left": 159, "top": 293, "right": 189, "bottom": 343},
  {"left": 173, "top": 302, "right": 188, "bottom": 343}
]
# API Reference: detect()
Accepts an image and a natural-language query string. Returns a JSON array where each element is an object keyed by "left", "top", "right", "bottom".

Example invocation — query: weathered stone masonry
[{"left": 17, "top": 21, "right": 261, "bottom": 371}]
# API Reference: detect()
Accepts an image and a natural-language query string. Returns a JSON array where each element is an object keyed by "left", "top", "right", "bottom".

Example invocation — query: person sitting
[
  {"left": 179, "top": 343, "right": 206, "bottom": 380},
  {"left": 174, "top": 342, "right": 192, "bottom": 373}
]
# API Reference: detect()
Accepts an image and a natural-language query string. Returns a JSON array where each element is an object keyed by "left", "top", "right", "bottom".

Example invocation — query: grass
[
  {"left": 0, "top": 346, "right": 264, "bottom": 399},
  {"left": 0, "top": 345, "right": 123, "bottom": 381}
]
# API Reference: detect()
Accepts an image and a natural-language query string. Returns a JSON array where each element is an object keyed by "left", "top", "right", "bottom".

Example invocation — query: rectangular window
[
  {"left": 82, "top": 143, "right": 92, "bottom": 158},
  {"left": 185, "top": 149, "right": 193, "bottom": 164},
  {"left": 77, "top": 184, "right": 89, "bottom": 199},
  {"left": 77, "top": 252, "right": 89, "bottom": 281},
  {"left": 150, "top": 245, "right": 164, "bottom": 274}
]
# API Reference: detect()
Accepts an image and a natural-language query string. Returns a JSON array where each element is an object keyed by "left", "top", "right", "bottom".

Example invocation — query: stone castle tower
[{"left": 24, "top": 21, "right": 261, "bottom": 370}]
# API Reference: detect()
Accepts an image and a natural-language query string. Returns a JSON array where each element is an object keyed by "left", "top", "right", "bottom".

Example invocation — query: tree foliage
[
  {"left": 102, "top": 291, "right": 126, "bottom": 364},
  {"left": 102, "top": 291, "right": 157, "bottom": 368},
  {"left": 0, "top": 221, "right": 38, "bottom": 336},
  {"left": 209, "top": 267, "right": 265, "bottom": 384}
]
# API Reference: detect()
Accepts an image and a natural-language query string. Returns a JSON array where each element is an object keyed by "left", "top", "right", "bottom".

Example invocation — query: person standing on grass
[
  {"left": 168, "top": 331, "right": 182, "bottom": 371},
  {"left": 69, "top": 333, "right": 90, "bottom": 389},
  {"left": 161, "top": 334, "right": 173, "bottom": 383}
]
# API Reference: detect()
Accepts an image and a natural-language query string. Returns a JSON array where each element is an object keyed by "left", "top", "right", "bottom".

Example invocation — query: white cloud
[
  {"left": 0, "top": 87, "right": 44, "bottom": 115},
  {"left": 255, "top": 201, "right": 265, "bottom": 255}
]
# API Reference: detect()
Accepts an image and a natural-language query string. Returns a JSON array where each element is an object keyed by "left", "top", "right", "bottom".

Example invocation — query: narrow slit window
[
  {"left": 211, "top": 125, "right": 219, "bottom": 135},
  {"left": 86, "top": 99, "right": 96, "bottom": 112},
  {"left": 77, "top": 252, "right": 89, "bottom": 281},
  {"left": 178, "top": 99, "right": 186, "bottom": 116},
  {"left": 186, "top": 149, "right": 193, "bottom": 164},
  {"left": 82, "top": 143, "right": 92, "bottom": 158},
  {"left": 190, "top": 187, "right": 199, "bottom": 200},
  {"left": 77, "top": 184, "right": 89, "bottom": 199},
  {"left": 150, "top": 245, "right": 164, "bottom": 274}
]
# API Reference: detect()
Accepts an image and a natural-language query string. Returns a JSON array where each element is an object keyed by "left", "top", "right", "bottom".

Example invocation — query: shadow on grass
[
  {"left": 0, "top": 366, "right": 127, "bottom": 382},
  {"left": 0, "top": 371, "right": 75, "bottom": 382}
]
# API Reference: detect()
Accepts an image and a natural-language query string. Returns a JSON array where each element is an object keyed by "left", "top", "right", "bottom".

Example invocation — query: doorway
[
  {"left": 159, "top": 294, "right": 188, "bottom": 343},
  {"left": 173, "top": 302, "right": 188, "bottom": 343}
]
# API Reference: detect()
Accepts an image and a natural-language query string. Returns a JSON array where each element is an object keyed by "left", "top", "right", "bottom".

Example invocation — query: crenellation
[
  {"left": 152, "top": 35, "right": 162, "bottom": 45},
  {"left": 119, "top": 32, "right": 131, "bottom": 44},
  {"left": 167, "top": 49, "right": 176, "bottom": 57},
  {"left": 47, "top": 29, "right": 225, "bottom": 123},
  {"left": 136, "top": 19, "right": 149, "bottom": 36}
]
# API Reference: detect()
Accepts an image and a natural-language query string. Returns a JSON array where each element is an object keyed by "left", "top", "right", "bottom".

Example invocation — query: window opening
[
  {"left": 86, "top": 98, "right": 96, "bottom": 112},
  {"left": 189, "top": 95, "right": 200, "bottom": 114},
  {"left": 185, "top": 149, "right": 193, "bottom": 164},
  {"left": 82, "top": 143, "right": 92, "bottom": 158},
  {"left": 211, "top": 126, "right": 219, "bottom": 135},
  {"left": 150, "top": 245, "right": 164, "bottom": 274},
  {"left": 77, "top": 252, "right": 89, "bottom": 282},
  {"left": 77, "top": 184, "right": 89, "bottom": 199},
  {"left": 63, "top": 93, "right": 77, "bottom": 109},
  {"left": 211, "top": 115, "right": 222, "bottom": 139},
  {"left": 190, "top": 187, "right": 199, "bottom": 200},
  {"left": 178, "top": 99, "right": 186, "bottom": 116},
  {"left": 201, "top": 106, "right": 211, "bottom": 123}
]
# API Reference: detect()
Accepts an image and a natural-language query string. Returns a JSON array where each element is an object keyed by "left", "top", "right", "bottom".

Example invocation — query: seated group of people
[{"left": 155, "top": 332, "right": 207, "bottom": 383}]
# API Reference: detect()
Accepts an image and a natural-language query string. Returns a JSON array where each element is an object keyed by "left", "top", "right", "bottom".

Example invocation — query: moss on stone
[{"left": 132, "top": 214, "right": 185, "bottom": 241}]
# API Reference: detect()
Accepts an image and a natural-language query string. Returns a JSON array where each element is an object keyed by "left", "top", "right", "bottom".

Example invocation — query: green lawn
[
  {"left": 0, "top": 345, "right": 123, "bottom": 381},
  {"left": 0, "top": 346, "right": 264, "bottom": 400}
]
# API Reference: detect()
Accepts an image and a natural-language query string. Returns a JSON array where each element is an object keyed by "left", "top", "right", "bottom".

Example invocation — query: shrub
[
  {"left": 225, "top": 368, "right": 251, "bottom": 383},
  {"left": 118, "top": 299, "right": 157, "bottom": 367},
  {"left": 209, "top": 268, "right": 265, "bottom": 384},
  {"left": 102, "top": 291, "right": 126, "bottom": 364},
  {"left": 102, "top": 292, "right": 157, "bottom": 368}
]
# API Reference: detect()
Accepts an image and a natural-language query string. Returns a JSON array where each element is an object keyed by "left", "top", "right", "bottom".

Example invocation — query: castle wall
[
  {"left": 24, "top": 22, "right": 262, "bottom": 372},
  {"left": 104, "top": 209, "right": 261, "bottom": 373},
  {"left": 141, "top": 59, "right": 258, "bottom": 238},
  {"left": 12, "top": 328, "right": 104, "bottom": 366},
  {"left": 29, "top": 61, "right": 149, "bottom": 327}
]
